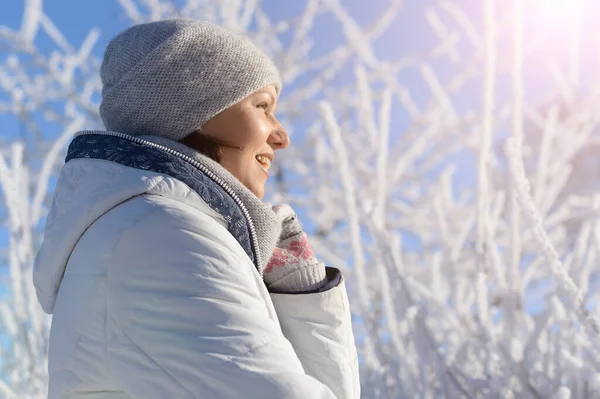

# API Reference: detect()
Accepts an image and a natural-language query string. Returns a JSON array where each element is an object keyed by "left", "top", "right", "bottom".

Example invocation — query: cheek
[
  {"left": 219, "top": 150, "right": 256, "bottom": 178},
  {"left": 220, "top": 110, "right": 266, "bottom": 143},
  {"left": 218, "top": 149, "right": 266, "bottom": 198},
  {"left": 240, "top": 111, "right": 272, "bottom": 146}
]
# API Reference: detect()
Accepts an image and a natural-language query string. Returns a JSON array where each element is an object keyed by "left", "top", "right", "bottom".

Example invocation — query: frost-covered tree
[{"left": 2, "top": 0, "right": 600, "bottom": 397}]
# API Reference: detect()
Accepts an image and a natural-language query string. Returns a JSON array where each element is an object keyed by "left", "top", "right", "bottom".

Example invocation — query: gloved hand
[{"left": 263, "top": 204, "right": 327, "bottom": 293}]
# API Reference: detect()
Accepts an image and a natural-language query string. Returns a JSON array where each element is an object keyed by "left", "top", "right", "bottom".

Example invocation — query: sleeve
[
  {"left": 105, "top": 196, "right": 340, "bottom": 399},
  {"left": 270, "top": 268, "right": 361, "bottom": 399}
]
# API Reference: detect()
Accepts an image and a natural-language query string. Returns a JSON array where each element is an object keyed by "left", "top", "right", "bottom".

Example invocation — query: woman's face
[{"left": 200, "top": 84, "right": 289, "bottom": 199}]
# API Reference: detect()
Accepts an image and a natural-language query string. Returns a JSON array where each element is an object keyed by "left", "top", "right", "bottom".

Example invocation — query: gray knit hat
[{"left": 99, "top": 19, "right": 282, "bottom": 141}]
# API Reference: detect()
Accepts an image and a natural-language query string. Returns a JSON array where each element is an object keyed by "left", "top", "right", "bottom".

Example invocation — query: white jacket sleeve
[
  {"left": 270, "top": 269, "right": 361, "bottom": 399},
  {"left": 105, "top": 196, "right": 342, "bottom": 399}
]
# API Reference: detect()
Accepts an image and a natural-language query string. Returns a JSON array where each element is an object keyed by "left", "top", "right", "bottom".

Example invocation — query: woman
[{"left": 32, "top": 19, "right": 360, "bottom": 399}]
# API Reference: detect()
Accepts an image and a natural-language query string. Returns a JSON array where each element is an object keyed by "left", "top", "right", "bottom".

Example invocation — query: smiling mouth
[{"left": 255, "top": 155, "right": 272, "bottom": 172}]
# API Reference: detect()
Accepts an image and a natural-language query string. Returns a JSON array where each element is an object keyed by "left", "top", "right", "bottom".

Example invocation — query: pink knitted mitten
[{"left": 264, "top": 204, "right": 327, "bottom": 293}]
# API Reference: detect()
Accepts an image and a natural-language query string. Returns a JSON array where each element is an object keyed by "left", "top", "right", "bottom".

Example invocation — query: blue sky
[
  {"left": 1, "top": 0, "right": 598, "bottom": 315},
  {"left": 0, "top": 0, "right": 442, "bottom": 67},
  {"left": 0, "top": 1, "right": 445, "bottom": 378},
  {"left": 1, "top": 0, "right": 596, "bottom": 140},
  {"left": 0, "top": 0, "right": 440, "bottom": 297},
  {"left": 0, "top": 0, "right": 446, "bottom": 167}
]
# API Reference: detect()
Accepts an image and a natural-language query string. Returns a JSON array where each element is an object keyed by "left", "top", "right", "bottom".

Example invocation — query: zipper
[{"left": 74, "top": 130, "right": 263, "bottom": 275}]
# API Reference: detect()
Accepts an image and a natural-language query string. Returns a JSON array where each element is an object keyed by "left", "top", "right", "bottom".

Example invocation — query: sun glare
[{"left": 535, "top": 0, "right": 583, "bottom": 22}]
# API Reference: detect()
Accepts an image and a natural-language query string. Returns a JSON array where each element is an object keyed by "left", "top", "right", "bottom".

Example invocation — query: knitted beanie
[{"left": 99, "top": 19, "right": 282, "bottom": 141}]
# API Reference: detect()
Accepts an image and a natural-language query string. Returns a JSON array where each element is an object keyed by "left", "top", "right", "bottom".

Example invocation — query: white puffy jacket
[{"left": 33, "top": 133, "right": 360, "bottom": 399}]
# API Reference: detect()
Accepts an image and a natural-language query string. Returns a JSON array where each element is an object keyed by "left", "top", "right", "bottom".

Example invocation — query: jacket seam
[
  {"left": 104, "top": 196, "right": 278, "bottom": 397},
  {"left": 111, "top": 317, "right": 191, "bottom": 395},
  {"left": 175, "top": 336, "right": 301, "bottom": 399},
  {"left": 103, "top": 190, "right": 164, "bottom": 387}
]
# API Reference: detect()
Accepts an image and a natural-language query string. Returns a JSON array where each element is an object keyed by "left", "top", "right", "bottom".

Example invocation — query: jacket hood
[
  {"left": 33, "top": 131, "right": 279, "bottom": 314},
  {"left": 32, "top": 150, "right": 213, "bottom": 314}
]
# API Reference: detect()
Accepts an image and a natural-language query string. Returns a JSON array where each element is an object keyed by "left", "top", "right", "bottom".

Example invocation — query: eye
[{"left": 257, "top": 102, "right": 269, "bottom": 110}]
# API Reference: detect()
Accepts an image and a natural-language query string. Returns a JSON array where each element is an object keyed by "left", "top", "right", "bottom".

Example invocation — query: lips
[{"left": 255, "top": 154, "right": 272, "bottom": 170}]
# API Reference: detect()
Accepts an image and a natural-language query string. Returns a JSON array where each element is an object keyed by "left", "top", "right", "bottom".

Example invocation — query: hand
[{"left": 263, "top": 204, "right": 327, "bottom": 292}]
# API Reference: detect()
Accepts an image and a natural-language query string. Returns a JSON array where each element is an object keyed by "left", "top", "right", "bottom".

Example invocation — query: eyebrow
[{"left": 256, "top": 90, "right": 276, "bottom": 104}]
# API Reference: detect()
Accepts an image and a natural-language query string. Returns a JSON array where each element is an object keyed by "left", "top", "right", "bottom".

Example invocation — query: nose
[{"left": 267, "top": 119, "right": 290, "bottom": 150}]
